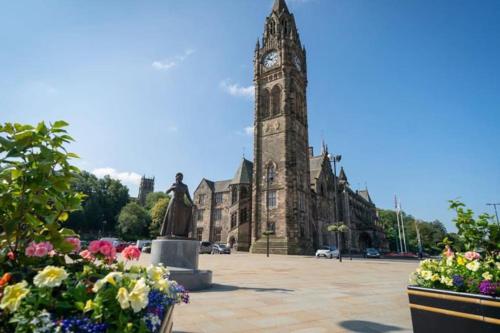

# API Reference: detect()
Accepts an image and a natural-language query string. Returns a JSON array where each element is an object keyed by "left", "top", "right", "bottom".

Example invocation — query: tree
[
  {"left": 0, "top": 121, "right": 83, "bottom": 265},
  {"left": 377, "top": 209, "right": 447, "bottom": 254},
  {"left": 66, "top": 171, "right": 130, "bottom": 237},
  {"left": 116, "top": 203, "right": 151, "bottom": 241},
  {"left": 145, "top": 192, "right": 168, "bottom": 210},
  {"left": 149, "top": 197, "right": 170, "bottom": 238}
]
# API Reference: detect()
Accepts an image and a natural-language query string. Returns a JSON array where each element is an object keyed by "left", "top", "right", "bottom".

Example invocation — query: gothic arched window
[
  {"left": 271, "top": 85, "right": 281, "bottom": 116},
  {"left": 261, "top": 89, "right": 270, "bottom": 118},
  {"left": 295, "top": 92, "right": 302, "bottom": 121},
  {"left": 267, "top": 163, "right": 276, "bottom": 183}
]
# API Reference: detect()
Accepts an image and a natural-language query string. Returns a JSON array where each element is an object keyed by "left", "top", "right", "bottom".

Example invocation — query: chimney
[{"left": 309, "top": 147, "right": 314, "bottom": 157}]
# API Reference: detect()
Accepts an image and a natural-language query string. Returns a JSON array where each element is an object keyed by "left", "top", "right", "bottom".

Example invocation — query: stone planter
[
  {"left": 159, "top": 305, "right": 175, "bottom": 333},
  {"left": 407, "top": 286, "right": 500, "bottom": 333}
]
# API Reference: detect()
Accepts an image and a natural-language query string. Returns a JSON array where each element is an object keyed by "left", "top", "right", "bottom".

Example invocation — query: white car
[{"left": 315, "top": 246, "right": 339, "bottom": 259}]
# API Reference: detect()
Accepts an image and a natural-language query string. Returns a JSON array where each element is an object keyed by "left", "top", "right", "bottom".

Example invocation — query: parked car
[
  {"left": 315, "top": 246, "right": 339, "bottom": 259},
  {"left": 115, "top": 242, "right": 129, "bottom": 253},
  {"left": 212, "top": 243, "right": 231, "bottom": 254},
  {"left": 199, "top": 241, "right": 213, "bottom": 254},
  {"left": 364, "top": 248, "right": 381, "bottom": 258},
  {"left": 136, "top": 240, "right": 152, "bottom": 250},
  {"left": 141, "top": 245, "right": 151, "bottom": 253},
  {"left": 100, "top": 237, "right": 120, "bottom": 247}
]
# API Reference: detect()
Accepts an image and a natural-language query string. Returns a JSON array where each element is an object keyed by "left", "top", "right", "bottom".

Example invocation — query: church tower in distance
[{"left": 251, "top": 0, "right": 313, "bottom": 254}]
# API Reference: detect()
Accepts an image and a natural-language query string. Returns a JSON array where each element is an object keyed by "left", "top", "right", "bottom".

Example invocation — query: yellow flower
[
  {"left": 466, "top": 261, "right": 480, "bottom": 272},
  {"left": 33, "top": 266, "right": 68, "bottom": 288},
  {"left": 457, "top": 256, "right": 465, "bottom": 266},
  {"left": 431, "top": 274, "right": 440, "bottom": 282},
  {"left": 128, "top": 278, "right": 150, "bottom": 313},
  {"left": 92, "top": 272, "right": 123, "bottom": 292},
  {"left": 154, "top": 278, "right": 169, "bottom": 291},
  {"left": 84, "top": 299, "right": 94, "bottom": 313},
  {"left": 482, "top": 272, "right": 493, "bottom": 281},
  {"left": 440, "top": 276, "right": 453, "bottom": 286},
  {"left": 116, "top": 287, "right": 130, "bottom": 310},
  {"left": 420, "top": 270, "right": 433, "bottom": 280},
  {"left": 0, "top": 281, "right": 29, "bottom": 312},
  {"left": 147, "top": 265, "right": 168, "bottom": 282}
]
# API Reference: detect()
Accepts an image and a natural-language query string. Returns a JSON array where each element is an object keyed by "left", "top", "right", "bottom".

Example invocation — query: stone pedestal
[{"left": 151, "top": 238, "right": 212, "bottom": 291}]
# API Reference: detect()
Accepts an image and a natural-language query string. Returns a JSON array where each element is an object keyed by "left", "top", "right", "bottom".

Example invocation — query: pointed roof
[
  {"left": 272, "top": 0, "right": 289, "bottom": 14},
  {"left": 338, "top": 167, "right": 348, "bottom": 182},
  {"left": 230, "top": 158, "right": 253, "bottom": 185},
  {"left": 358, "top": 189, "right": 373, "bottom": 204}
]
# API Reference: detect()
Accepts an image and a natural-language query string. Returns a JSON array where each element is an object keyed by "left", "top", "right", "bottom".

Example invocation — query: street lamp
[
  {"left": 327, "top": 223, "right": 348, "bottom": 262},
  {"left": 329, "top": 154, "right": 342, "bottom": 256},
  {"left": 263, "top": 167, "right": 275, "bottom": 257},
  {"left": 486, "top": 203, "right": 500, "bottom": 225},
  {"left": 263, "top": 229, "right": 275, "bottom": 257}
]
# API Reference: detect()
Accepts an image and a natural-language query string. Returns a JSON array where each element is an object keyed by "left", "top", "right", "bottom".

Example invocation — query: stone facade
[
  {"left": 137, "top": 176, "right": 154, "bottom": 206},
  {"left": 193, "top": 0, "right": 387, "bottom": 254}
]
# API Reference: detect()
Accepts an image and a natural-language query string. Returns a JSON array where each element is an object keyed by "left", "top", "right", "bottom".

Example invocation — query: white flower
[
  {"left": 92, "top": 272, "right": 123, "bottom": 292},
  {"left": 128, "top": 278, "right": 150, "bottom": 312},
  {"left": 482, "top": 272, "right": 493, "bottom": 281},
  {"left": 147, "top": 265, "right": 169, "bottom": 282},
  {"left": 420, "top": 270, "right": 433, "bottom": 281},
  {"left": 33, "top": 266, "right": 68, "bottom": 288},
  {"left": 466, "top": 261, "right": 480, "bottom": 272},
  {"left": 440, "top": 276, "right": 453, "bottom": 286}
]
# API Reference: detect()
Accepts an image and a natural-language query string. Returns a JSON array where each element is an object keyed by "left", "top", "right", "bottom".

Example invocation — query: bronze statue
[{"left": 159, "top": 172, "right": 195, "bottom": 238}]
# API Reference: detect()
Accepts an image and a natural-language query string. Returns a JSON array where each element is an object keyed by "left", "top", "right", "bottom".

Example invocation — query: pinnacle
[{"left": 272, "top": 0, "right": 289, "bottom": 13}]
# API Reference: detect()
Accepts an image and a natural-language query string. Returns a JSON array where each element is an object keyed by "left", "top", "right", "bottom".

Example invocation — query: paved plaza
[{"left": 139, "top": 253, "right": 417, "bottom": 333}]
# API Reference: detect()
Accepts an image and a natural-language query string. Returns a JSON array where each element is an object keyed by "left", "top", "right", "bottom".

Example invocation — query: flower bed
[
  {"left": 0, "top": 121, "right": 188, "bottom": 333},
  {"left": 0, "top": 241, "right": 189, "bottom": 333},
  {"left": 408, "top": 201, "right": 499, "bottom": 333}
]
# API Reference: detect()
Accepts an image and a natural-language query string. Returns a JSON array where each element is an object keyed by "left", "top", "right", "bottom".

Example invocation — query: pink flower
[
  {"left": 122, "top": 246, "right": 141, "bottom": 261},
  {"left": 88, "top": 240, "right": 102, "bottom": 254},
  {"left": 25, "top": 243, "right": 36, "bottom": 257},
  {"left": 79, "top": 249, "right": 95, "bottom": 261},
  {"left": 464, "top": 251, "right": 481, "bottom": 261},
  {"left": 7, "top": 251, "right": 15, "bottom": 260},
  {"left": 86, "top": 240, "right": 116, "bottom": 263},
  {"left": 26, "top": 241, "right": 54, "bottom": 257},
  {"left": 65, "top": 237, "right": 81, "bottom": 253}
]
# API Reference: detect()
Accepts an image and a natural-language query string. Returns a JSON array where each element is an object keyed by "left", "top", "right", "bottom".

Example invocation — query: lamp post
[
  {"left": 263, "top": 168, "right": 275, "bottom": 257},
  {"left": 486, "top": 203, "right": 500, "bottom": 225},
  {"left": 327, "top": 223, "right": 348, "bottom": 262},
  {"left": 329, "top": 154, "right": 342, "bottom": 251}
]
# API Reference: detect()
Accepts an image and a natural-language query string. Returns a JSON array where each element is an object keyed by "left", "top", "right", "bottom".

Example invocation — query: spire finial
[{"left": 272, "top": 0, "right": 289, "bottom": 13}]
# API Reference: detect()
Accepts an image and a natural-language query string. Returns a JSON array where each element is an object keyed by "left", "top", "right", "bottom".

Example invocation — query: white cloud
[
  {"left": 152, "top": 49, "right": 195, "bottom": 71},
  {"left": 92, "top": 168, "right": 142, "bottom": 186},
  {"left": 220, "top": 80, "right": 254, "bottom": 99},
  {"left": 244, "top": 126, "right": 254, "bottom": 136}
]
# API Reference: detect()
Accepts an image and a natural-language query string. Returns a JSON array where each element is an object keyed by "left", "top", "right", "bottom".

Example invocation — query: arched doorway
[{"left": 359, "top": 232, "right": 372, "bottom": 251}]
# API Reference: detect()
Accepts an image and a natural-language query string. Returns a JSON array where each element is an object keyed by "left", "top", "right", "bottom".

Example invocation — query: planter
[
  {"left": 408, "top": 286, "right": 500, "bottom": 333},
  {"left": 159, "top": 305, "right": 175, "bottom": 333}
]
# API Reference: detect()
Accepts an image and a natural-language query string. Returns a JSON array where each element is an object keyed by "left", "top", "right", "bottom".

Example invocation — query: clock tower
[{"left": 250, "top": 0, "right": 313, "bottom": 254}]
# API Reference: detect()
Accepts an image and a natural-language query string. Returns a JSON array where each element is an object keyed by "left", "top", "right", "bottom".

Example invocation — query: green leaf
[
  {"left": 52, "top": 120, "right": 69, "bottom": 129},
  {"left": 11, "top": 169, "right": 22, "bottom": 180}
]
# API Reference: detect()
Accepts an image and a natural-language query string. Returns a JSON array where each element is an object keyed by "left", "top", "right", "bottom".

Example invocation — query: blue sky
[{"left": 1, "top": 0, "right": 499, "bottom": 232}]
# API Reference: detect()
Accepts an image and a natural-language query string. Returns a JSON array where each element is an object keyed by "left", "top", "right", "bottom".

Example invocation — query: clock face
[
  {"left": 293, "top": 54, "right": 302, "bottom": 71},
  {"left": 263, "top": 51, "right": 279, "bottom": 68}
]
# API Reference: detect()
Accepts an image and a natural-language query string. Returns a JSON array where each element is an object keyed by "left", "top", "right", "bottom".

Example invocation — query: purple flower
[
  {"left": 479, "top": 280, "right": 498, "bottom": 296},
  {"left": 452, "top": 275, "right": 464, "bottom": 288}
]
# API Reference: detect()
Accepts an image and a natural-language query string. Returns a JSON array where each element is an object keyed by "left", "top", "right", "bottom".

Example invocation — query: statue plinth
[{"left": 151, "top": 238, "right": 212, "bottom": 291}]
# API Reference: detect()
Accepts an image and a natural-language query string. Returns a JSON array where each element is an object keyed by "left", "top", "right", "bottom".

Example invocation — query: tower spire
[{"left": 272, "top": 0, "right": 289, "bottom": 13}]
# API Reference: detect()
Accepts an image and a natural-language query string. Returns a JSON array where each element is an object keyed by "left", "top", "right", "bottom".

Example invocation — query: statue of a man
[{"left": 159, "top": 173, "right": 195, "bottom": 238}]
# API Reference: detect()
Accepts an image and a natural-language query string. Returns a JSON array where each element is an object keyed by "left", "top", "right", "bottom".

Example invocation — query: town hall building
[{"left": 193, "top": 0, "right": 387, "bottom": 254}]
